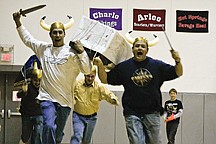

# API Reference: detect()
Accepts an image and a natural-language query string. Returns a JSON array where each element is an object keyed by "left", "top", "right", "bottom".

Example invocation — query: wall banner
[
  {"left": 176, "top": 10, "right": 208, "bottom": 33},
  {"left": 90, "top": 8, "right": 122, "bottom": 30},
  {"left": 133, "top": 9, "right": 166, "bottom": 31}
]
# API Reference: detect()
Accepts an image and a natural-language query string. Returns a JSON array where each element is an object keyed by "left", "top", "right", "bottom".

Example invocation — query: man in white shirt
[{"left": 13, "top": 11, "right": 92, "bottom": 144}]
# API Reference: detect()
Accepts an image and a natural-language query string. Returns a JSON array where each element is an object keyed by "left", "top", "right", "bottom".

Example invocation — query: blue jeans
[
  {"left": 124, "top": 113, "right": 161, "bottom": 144},
  {"left": 70, "top": 112, "right": 97, "bottom": 144},
  {"left": 40, "top": 100, "right": 71, "bottom": 144},
  {"left": 21, "top": 115, "right": 43, "bottom": 144}
]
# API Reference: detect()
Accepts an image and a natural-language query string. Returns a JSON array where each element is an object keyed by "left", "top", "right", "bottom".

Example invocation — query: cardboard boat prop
[{"left": 71, "top": 16, "right": 133, "bottom": 67}]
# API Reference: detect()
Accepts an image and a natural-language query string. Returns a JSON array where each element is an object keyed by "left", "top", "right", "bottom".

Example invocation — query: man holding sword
[{"left": 13, "top": 5, "right": 92, "bottom": 144}]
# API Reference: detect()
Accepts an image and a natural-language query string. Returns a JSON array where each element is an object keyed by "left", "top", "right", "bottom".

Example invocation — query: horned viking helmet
[
  {"left": 125, "top": 31, "right": 159, "bottom": 47},
  {"left": 40, "top": 15, "right": 74, "bottom": 32}
]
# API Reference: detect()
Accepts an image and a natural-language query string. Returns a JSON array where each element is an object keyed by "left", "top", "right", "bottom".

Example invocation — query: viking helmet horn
[
  {"left": 40, "top": 16, "right": 50, "bottom": 31},
  {"left": 32, "top": 61, "right": 42, "bottom": 79}
]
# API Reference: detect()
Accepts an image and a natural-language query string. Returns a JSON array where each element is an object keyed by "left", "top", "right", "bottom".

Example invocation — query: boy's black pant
[{"left": 166, "top": 122, "right": 179, "bottom": 144}]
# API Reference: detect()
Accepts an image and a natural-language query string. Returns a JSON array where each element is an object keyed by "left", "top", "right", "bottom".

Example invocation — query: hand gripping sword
[{"left": 19, "top": 4, "right": 46, "bottom": 17}]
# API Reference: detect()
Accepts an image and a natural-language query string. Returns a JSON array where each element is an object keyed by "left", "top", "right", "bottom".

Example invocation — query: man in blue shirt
[{"left": 93, "top": 36, "right": 183, "bottom": 144}]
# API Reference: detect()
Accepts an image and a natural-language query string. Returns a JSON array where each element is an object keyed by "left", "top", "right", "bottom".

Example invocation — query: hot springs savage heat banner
[{"left": 176, "top": 10, "right": 209, "bottom": 33}]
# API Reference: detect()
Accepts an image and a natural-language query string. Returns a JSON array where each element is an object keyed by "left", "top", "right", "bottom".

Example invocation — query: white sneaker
[{"left": 18, "top": 139, "right": 25, "bottom": 144}]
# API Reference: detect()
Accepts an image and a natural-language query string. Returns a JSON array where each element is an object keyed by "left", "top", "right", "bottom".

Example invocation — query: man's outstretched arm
[{"left": 93, "top": 57, "right": 108, "bottom": 84}]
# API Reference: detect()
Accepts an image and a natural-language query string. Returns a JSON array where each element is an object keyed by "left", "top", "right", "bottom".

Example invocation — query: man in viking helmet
[
  {"left": 13, "top": 10, "right": 92, "bottom": 144},
  {"left": 93, "top": 34, "right": 183, "bottom": 144},
  {"left": 15, "top": 56, "right": 43, "bottom": 144}
]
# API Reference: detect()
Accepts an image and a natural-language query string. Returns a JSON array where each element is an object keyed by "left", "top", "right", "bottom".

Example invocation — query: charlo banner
[{"left": 90, "top": 8, "right": 122, "bottom": 30}]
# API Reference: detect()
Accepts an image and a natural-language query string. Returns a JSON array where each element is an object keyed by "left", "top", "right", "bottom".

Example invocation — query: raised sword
[{"left": 20, "top": 4, "right": 46, "bottom": 17}]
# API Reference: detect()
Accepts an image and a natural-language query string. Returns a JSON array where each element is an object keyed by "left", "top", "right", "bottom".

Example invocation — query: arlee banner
[{"left": 133, "top": 9, "right": 166, "bottom": 31}]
